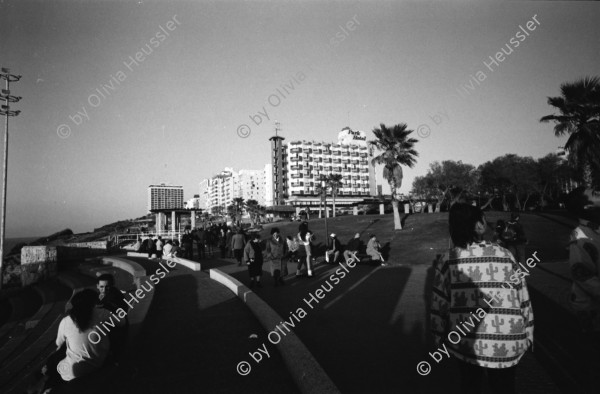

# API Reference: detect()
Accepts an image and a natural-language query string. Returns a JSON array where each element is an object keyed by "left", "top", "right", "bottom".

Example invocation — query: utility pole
[{"left": 0, "top": 68, "right": 22, "bottom": 291}]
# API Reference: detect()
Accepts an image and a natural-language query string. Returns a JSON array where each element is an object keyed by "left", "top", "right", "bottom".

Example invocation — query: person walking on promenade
[
  {"left": 96, "top": 274, "right": 128, "bottom": 364},
  {"left": 155, "top": 236, "right": 164, "bottom": 259},
  {"left": 244, "top": 234, "right": 264, "bottom": 288},
  {"left": 225, "top": 228, "right": 233, "bottom": 258},
  {"left": 504, "top": 212, "right": 527, "bottom": 263},
  {"left": 145, "top": 236, "right": 155, "bottom": 259},
  {"left": 367, "top": 234, "right": 385, "bottom": 266},
  {"left": 298, "top": 222, "right": 314, "bottom": 277},
  {"left": 430, "top": 203, "right": 534, "bottom": 394},
  {"left": 195, "top": 228, "right": 206, "bottom": 259},
  {"left": 232, "top": 229, "right": 246, "bottom": 266},
  {"left": 286, "top": 235, "right": 300, "bottom": 266},
  {"left": 266, "top": 228, "right": 288, "bottom": 287},
  {"left": 218, "top": 229, "right": 227, "bottom": 258},
  {"left": 326, "top": 233, "right": 342, "bottom": 264},
  {"left": 344, "top": 233, "right": 362, "bottom": 264},
  {"left": 565, "top": 187, "right": 600, "bottom": 390},
  {"left": 182, "top": 229, "right": 194, "bottom": 259}
]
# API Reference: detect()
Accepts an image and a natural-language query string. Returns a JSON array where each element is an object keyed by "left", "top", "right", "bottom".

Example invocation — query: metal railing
[{"left": 113, "top": 230, "right": 184, "bottom": 247}]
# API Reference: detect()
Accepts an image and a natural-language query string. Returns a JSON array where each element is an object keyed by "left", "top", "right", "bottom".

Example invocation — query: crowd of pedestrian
[
  {"left": 133, "top": 223, "right": 238, "bottom": 261},
  {"left": 234, "top": 221, "right": 386, "bottom": 288}
]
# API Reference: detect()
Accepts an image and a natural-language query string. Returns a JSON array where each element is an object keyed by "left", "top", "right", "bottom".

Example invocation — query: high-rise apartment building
[
  {"left": 185, "top": 194, "right": 201, "bottom": 209},
  {"left": 238, "top": 169, "right": 266, "bottom": 205},
  {"left": 147, "top": 184, "right": 184, "bottom": 212},
  {"left": 206, "top": 168, "right": 237, "bottom": 212},
  {"left": 200, "top": 167, "right": 269, "bottom": 213},
  {"left": 198, "top": 179, "right": 210, "bottom": 210}
]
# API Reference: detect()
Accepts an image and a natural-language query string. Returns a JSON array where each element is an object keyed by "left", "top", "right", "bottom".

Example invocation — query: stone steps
[
  {"left": 0, "top": 272, "right": 94, "bottom": 393},
  {"left": 0, "top": 281, "right": 72, "bottom": 367},
  {"left": 0, "top": 314, "right": 63, "bottom": 391}
]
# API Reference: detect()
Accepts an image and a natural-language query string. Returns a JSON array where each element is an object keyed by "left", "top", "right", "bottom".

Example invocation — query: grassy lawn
[{"left": 255, "top": 210, "right": 575, "bottom": 265}]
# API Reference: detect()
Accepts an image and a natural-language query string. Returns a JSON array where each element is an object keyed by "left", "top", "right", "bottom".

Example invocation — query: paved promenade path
[{"left": 208, "top": 256, "right": 568, "bottom": 394}]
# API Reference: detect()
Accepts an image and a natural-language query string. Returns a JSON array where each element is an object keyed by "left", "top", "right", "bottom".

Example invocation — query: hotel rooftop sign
[{"left": 337, "top": 127, "right": 367, "bottom": 146}]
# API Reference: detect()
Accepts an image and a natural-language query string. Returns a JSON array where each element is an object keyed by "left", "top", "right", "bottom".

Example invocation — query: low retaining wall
[
  {"left": 209, "top": 268, "right": 340, "bottom": 394},
  {"left": 8, "top": 244, "right": 109, "bottom": 288}
]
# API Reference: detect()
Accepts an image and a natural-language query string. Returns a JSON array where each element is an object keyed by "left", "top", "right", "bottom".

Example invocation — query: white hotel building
[{"left": 270, "top": 127, "right": 376, "bottom": 210}]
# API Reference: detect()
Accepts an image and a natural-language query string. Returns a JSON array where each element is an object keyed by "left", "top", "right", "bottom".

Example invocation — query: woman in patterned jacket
[{"left": 430, "top": 203, "right": 534, "bottom": 394}]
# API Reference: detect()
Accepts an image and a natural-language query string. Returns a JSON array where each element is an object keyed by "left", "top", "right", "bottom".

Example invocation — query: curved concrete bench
[
  {"left": 166, "top": 256, "right": 201, "bottom": 271},
  {"left": 125, "top": 252, "right": 201, "bottom": 271},
  {"left": 100, "top": 256, "right": 146, "bottom": 284},
  {"left": 209, "top": 269, "right": 340, "bottom": 394}
]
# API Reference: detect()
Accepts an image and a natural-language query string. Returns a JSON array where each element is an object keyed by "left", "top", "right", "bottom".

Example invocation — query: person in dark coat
[
  {"left": 225, "top": 228, "right": 233, "bottom": 258},
  {"left": 195, "top": 228, "right": 206, "bottom": 259},
  {"left": 265, "top": 228, "right": 288, "bottom": 287},
  {"left": 218, "top": 229, "right": 227, "bottom": 258},
  {"left": 344, "top": 233, "right": 362, "bottom": 264},
  {"left": 181, "top": 229, "right": 194, "bottom": 259},
  {"left": 96, "top": 274, "right": 129, "bottom": 364},
  {"left": 145, "top": 236, "right": 155, "bottom": 259},
  {"left": 244, "top": 234, "right": 264, "bottom": 288}
]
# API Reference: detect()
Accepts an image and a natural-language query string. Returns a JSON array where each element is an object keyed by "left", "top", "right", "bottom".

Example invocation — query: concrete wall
[
  {"left": 4, "top": 243, "right": 107, "bottom": 288},
  {"left": 65, "top": 241, "right": 108, "bottom": 249},
  {"left": 20, "top": 246, "right": 58, "bottom": 286},
  {"left": 56, "top": 245, "right": 107, "bottom": 268}
]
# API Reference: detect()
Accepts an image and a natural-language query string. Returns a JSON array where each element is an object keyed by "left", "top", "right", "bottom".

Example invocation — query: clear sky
[{"left": 1, "top": 0, "right": 598, "bottom": 237}]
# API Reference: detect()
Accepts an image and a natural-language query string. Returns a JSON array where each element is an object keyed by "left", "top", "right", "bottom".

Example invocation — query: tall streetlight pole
[{"left": 0, "top": 68, "right": 22, "bottom": 291}]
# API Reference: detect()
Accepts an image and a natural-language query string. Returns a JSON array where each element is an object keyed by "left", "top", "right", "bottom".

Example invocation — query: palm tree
[
  {"left": 315, "top": 174, "right": 328, "bottom": 218},
  {"left": 257, "top": 204, "right": 266, "bottom": 224},
  {"left": 540, "top": 76, "right": 600, "bottom": 187},
  {"left": 245, "top": 199, "right": 259, "bottom": 226},
  {"left": 211, "top": 205, "right": 225, "bottom": 222},
  {"left": 232, "top": 197, "right": 245, "bottom": 224},
  {"left": 326, "top": 173, "right": 344, "bottom": 217},
  {"left": 226, "top": 204, "right": 237, "bottom": 223},
  {"left": 369, "top": 123, "right": 419, "bottom": 230}
]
